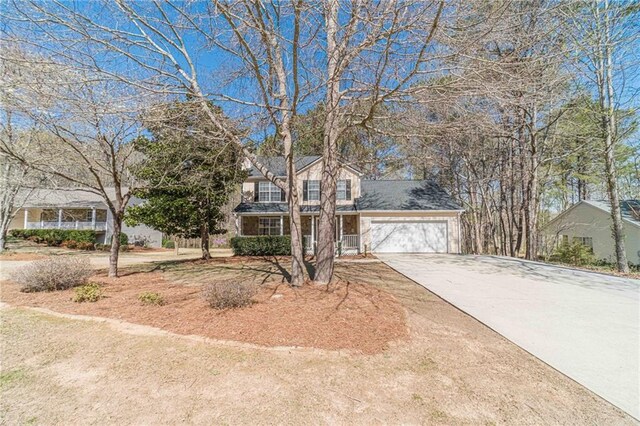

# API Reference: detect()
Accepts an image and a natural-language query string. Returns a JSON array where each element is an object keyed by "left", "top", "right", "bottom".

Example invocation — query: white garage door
[{"left": 371, "top": 220, "right": 448, "bottom": 253}]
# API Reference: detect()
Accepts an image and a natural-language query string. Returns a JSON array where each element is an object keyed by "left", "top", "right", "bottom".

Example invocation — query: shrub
[
  {"left": 138, "top": 291, "right": 165, "bottom": 306},
  {"left": 13, "top": 257, "right": 93, "bottom": 292},
  {"left": 9, "top": 229, "right": 96, "bottom": 246},
  {"left": 550, "top": 241, "right": 595, "bottom": 266},
  {"left": 62, "top": 240, "right": 78, "bottom": 249},
  {"left": 203, "top": 281, "right": 256, "bottom": 309},
  {"left": 76, "top": 242, "right": 95, "bottom": 251},
  {"left": 72, "top": 282, "right": 103, "bottom": 303},
  {"left": 163, "top": 240, "right": 175, "bottom": 249},
  {"left": 230, "top": 236, "right": 291, "bottom": 256},
  {"left": 119, "top": 232, "right": 129, "bottom": 246}
]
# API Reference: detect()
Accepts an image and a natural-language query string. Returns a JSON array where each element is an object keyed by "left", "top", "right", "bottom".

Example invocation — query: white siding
[{"left": 545, "top": 203, "right": 640, "bottom": 265}]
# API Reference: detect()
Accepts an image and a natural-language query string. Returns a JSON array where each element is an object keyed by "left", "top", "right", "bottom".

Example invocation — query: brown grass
[{"left": 0, "top": 258, "right": 633, "bottom": 425}]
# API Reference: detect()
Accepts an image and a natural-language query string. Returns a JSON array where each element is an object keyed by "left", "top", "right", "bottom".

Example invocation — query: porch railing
[
  {"left": 340, "top": 234, "right": 359, "bottom": 249},
  {"left": 26, "top": 221, "right": 107, "bottom": 231}
]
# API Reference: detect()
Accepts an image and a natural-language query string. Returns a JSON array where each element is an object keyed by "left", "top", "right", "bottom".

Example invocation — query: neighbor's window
[
  {"left": 572, "top": 236, "right": 593, "bottom": 252},
  {"left": 258, "top": 181, "right": 282, "bottom": 202},
  {"left": 307, "top": 180, "right": 320, "bottom": 201},
  {"left": 337, "top": 180, "right": 351, "bottom": 200},
  {"left": 259, "top": 217, "right": 281, "bottom": 235}
]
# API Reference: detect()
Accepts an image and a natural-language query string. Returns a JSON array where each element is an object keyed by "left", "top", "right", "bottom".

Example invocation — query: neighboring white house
[
  {"left": 9, "top": 188, "right": 162, "bottom": 248},
  {"left": 234, "top": 156, "right": 464, "bottom": 255},
  {"left": 543, "top": 200, "right": 640, "bottom": 266}
]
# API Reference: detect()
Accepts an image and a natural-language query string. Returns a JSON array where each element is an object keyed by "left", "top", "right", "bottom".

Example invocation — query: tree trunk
[
  {"left": 599, "top": 0, "right": 628, "bottom": 273},
  {"left": 109, "top": 214, "right": 122, "bottom": 278},
  {"left": 287, "top": 175, "right": 305, "bottom": 287},
  {"left": 200, "top": 222, "right": 211, "bottom": 260},
  {"left": 314, "top": 0, "right": 340, "bottom": 284}
]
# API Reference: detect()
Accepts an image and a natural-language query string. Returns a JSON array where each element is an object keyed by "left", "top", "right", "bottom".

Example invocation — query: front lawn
[{"left": 0, "top": 258, "right": 634, "bottom": 424}]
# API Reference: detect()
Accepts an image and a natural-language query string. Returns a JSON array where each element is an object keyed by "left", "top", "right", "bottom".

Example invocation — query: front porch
[
  {"left": 235, "top": 214, "right": 360, "bottom": 255},
  {"left": 20, "top": 207, "right": 108, "bottom": 232}
]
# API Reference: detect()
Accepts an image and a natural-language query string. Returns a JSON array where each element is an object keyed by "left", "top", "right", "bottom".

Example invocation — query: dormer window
[{"left": 337, "top": 180, "right": 351, "bottom": 200}]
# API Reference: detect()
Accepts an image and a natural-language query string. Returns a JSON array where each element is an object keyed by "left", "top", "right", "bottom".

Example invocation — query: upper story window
[
  {"left": 337, "top": 180, "right": 351, "bottom": 200},
  {"left": 303, "top": 180, "right": 320, "bottom": 201},
  {"left": 258, "top": 181, "right": 283, "bottom": 202}
]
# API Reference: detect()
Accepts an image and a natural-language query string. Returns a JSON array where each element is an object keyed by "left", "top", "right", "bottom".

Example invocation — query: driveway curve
[{"left": 378, "top": 254, "right": 640, "bottom": 419}]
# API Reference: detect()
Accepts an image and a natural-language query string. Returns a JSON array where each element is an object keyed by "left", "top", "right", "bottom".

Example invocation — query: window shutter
[
  {"left": 303, "top": 180, "right": 308, "bottom": 201},
  {"left": 346, "top": 180, "right": 351, "bottom": 200},
  {"left": 281, "top": 188, "right": 286, "bottom": 202},
  {"left": 254, "top": 182, "right": 259, "bottom": 202}
]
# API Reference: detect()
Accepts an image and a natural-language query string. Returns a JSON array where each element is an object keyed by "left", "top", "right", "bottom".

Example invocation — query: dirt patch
[
  {"left": 0, "top": 252, "right": 49, "bottom": 261},
  {"left": 1, "top": 273, "right": 407, "bottom": 354}
]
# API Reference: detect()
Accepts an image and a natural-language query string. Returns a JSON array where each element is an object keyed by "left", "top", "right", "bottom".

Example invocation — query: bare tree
[
  {"left": 315, "top": 0, "right": 446, "bottom": 283},
  {"left": 0, "top": 48, "right": 141, "bottom": 276},
  {"left": 563, "top": 0, "right": 640, "bottom": 273}
]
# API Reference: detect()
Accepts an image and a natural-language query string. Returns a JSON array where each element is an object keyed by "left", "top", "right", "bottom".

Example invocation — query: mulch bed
[{"left": 1, "top": 272, "right": 408, "bottom": 354}]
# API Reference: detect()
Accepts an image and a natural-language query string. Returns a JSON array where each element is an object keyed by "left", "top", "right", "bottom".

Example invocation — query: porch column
[
  {"left": 23, "top": 209, "right": 28, "bottom": 228},
  {"left": 339, "top": 215, "right": 344, "bottom": 241},
  {"left": 91, "top": 207, "right": 97, "bottom": 230},
  {"left": 310, "top": 215, "right": 315, "bottom": 253},
  {"left": 279, "top": 215, "right": 284, "bottom": 236},
  {"left": 239, "top": 215, "right": 243, "bottom": 236},
  {"left": 57, "top": 209, "right": 63, "bottom": 229}
]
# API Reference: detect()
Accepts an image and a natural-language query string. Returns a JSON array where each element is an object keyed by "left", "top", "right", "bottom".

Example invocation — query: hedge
[
  {"left": 9, "top": 229, "right": 97, "bottom": 247},
  {"left": 230, "top": 236, "right": 291, "bottom": 256}
]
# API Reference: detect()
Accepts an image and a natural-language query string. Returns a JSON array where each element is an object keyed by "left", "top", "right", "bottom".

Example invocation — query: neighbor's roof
[
  {"left": 246, "top": 156, "right": 321, "bottom": 177},
  {"left": 357, "top": 180, "right": 463, "bottom": 211},
  {"left": 584, "top": 199, "right": 640, "bottom": 226},
  {"left": 16, "top": 188, "right": 141, "bottom": 209}
]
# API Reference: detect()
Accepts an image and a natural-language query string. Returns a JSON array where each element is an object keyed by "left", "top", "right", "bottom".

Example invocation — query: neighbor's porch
[
  {"left": 17, "top": 207, "right": 108, "bottom": 231},
  {"left": 235, "top": 214, "right": 360, "bottom": 255}
]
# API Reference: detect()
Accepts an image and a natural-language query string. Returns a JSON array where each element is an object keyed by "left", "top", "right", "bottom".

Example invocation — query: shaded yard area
[{"left": 0, "top": 258, "right": 634, "bottom": 424}]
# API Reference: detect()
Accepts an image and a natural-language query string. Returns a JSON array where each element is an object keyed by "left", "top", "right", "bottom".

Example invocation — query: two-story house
[{"left": 233, "top": 156, "right": 464, "bottom": 255}]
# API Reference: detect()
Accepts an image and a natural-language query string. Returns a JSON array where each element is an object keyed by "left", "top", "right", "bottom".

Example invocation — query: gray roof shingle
[
  {"left": 584, "top": 200, "right": 640, "bottom": 226},
  {"left": 247, "top": 156, "right": 321, "bottom": 177},
  {"left": 234, "top": 179, "right": 462, "bottom": 213},
  {"left": 357, "top": 180, "right": 463, "bottom": 211}
]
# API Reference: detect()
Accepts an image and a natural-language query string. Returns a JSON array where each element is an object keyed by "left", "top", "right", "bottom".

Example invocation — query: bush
[
  {"left": 9, "top": 229, "right": 97, "bottom": 247},
  {"left": 138, "top": 291, "right": 165, "bottom": 306},
  {"left": 163, "top": 240, "right": 175, "bottom": 249},
  {"left": 550, "top": 241, "right": 595, "bottom": 266},
  {"left": 203, "top": 281, "right": 257, "bottom": 309},
  {"left": 13, "top": 257, "right": 93, "bottom": 292},
  {"left": 230, "top": 236, "right": 291, "bottom": 256},
  {"left": 76, "top": 242, "right": 95, "bottom": 251},
  {"left": 72, "top": 282, "right": 103, "bottom": 303},
  {"left": 119, "top": 232, "right": 129, "bottom": 246}
]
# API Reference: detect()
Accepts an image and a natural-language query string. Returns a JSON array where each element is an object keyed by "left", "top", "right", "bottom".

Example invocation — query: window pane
[
  {"left": 337, "top": 180, "right": 346, "bottom": 200},
  {"left": 308, "top": 180, "right": 320, "bottom": 201}
]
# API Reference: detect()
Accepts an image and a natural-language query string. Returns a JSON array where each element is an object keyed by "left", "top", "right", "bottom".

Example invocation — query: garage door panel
[{"left": 371, "top": 221, "right": 447, "bottom": 253}]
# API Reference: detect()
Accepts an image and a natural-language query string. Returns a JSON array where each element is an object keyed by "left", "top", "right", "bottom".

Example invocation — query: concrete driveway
[{"left": 378, "top": 254, "right": 640, "bottom": 419}]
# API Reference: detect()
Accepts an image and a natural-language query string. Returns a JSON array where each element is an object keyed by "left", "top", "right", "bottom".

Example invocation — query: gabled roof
[
  {"left": 545, "top": 199, "right": 640, "bottom": 229},
  {"left": 357, "top": 180, "right": 463, "bottom": 211},
  {"left": 247, "top": 156, "right": 321, "bottom": 177},
  {"left": 584, "top": 200, "right": 640, "bottom": 227},
  {"left": 246, "top": 156, "right": 363, "bottom": 177}
]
